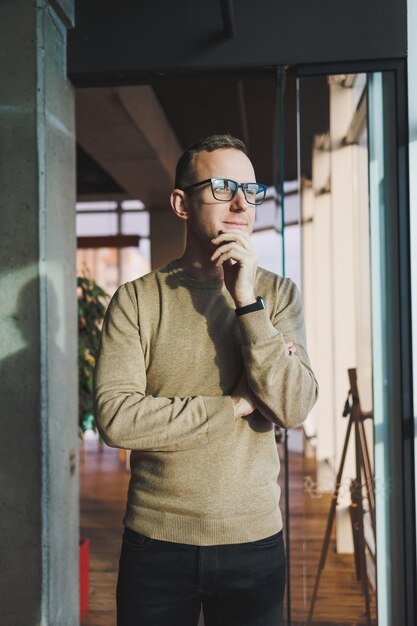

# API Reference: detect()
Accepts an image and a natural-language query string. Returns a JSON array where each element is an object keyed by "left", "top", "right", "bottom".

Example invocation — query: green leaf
[{"left": 77, "top": 275, "right": 110, "bottom": 437}]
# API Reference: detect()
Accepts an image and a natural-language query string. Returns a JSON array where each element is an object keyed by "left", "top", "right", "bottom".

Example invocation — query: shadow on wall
[{"left": 0, "top": 276, "right": 63, "bottom": 620}]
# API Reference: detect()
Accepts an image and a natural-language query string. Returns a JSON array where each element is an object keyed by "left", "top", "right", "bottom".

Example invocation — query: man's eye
[{"left": 214, "top": 182, "right": 228, "bottom": 192}]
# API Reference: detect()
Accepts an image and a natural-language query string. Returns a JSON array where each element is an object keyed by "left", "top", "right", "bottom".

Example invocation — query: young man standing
[{"left": 94, "top": 134, "right": 318, "bottom": 626}]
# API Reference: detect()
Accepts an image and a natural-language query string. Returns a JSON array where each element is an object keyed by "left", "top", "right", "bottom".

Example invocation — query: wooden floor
[{"left": 80, "top": 435, "right": 377, "bottom": 626}]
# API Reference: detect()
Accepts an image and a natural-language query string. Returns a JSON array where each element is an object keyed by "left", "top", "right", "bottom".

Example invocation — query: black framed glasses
[{"left": 182, "top": 177, "right": 268, "bottom": 206}]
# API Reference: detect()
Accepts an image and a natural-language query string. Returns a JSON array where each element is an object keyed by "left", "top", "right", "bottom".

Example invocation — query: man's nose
[{"left": 230, "top": 187, "right": 248, "bottom": 211}]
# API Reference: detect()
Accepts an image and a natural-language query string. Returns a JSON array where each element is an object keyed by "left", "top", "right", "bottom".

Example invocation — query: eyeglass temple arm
[{"left": 181, "top": 179, "right": 212, "bottom": 191}]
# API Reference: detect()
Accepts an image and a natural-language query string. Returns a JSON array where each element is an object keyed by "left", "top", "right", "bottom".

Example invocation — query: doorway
[
  {"left": 76, "top": 70, "right": 289, "bottom": 626},
  {"left": 76, "top": 62, "right": 414, "bottom": 626}
]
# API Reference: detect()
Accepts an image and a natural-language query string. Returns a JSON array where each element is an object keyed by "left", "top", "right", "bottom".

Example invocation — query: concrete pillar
[
  {"left": 0, "top": 2, "right": 78, "bottom": 625},
  {"left": 150, "top": 207, "right": 186, "bottom": 269}
]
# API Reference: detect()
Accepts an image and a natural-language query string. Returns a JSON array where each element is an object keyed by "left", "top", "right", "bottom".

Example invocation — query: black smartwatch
[{"left": 235, "top": 296, "right": 265, "bottom": 317}]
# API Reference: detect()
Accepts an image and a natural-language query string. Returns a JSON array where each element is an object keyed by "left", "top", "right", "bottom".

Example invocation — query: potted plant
[{"left": 77, "top": 274, "right": 109, "bottom": 437}]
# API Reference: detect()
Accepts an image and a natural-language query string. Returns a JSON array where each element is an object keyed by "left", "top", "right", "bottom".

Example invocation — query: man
[{"left": 94, "top": 134, "right": 318, "bottom": 626}]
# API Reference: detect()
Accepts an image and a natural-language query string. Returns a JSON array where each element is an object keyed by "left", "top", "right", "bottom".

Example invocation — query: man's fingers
[
  {"left": 212, "top": 242, "right": 252, "bottom": 266},
  {"left": 211, "top": 231, "right": 251, "bottom": 250},
  {"left": 213, "top": 249, "right": 248, "bottom": 267},
  {"left": 211, "top": 242, "right": 246, "bottom": 262}
]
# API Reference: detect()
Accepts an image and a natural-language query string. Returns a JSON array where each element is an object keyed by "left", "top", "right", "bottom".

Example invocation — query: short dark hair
[{"left": 175, "top": 134, "right": 247, "bottom": 189}]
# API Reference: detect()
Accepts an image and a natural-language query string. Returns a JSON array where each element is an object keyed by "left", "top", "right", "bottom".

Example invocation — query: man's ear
[{"left": 170, "top": 189, "right": 190, "bottom": 221}]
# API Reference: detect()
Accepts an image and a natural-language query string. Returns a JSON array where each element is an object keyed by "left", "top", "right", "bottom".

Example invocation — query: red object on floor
[{"left": 79, "top": 538, "right": 90, "bottom": 620}]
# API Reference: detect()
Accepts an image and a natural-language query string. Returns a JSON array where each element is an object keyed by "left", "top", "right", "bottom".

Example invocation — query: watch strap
[{"left": 235, "top": 296, "right": 265, "bottom": 317}]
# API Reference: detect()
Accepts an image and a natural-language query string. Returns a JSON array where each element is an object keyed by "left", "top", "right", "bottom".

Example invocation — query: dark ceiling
[
  {"left": 151, "top": 74, "right": 284, "bottom": 185},
  {"left": 69, "top": 0, "right": 406, "bottom": 83},
  {"left": 77, "top": 73, "right": 329, "bottom": 198},
  {"left": 72, "top": 0, "right": 403, "bottom": 200},
  {"left": 77, "top": 145, "right": 124, "bottom": 196}
]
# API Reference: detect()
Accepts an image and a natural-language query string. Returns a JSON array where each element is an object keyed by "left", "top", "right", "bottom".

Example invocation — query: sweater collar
[{"left": 168, "top": 260, "right": 225, "bottom": 289}]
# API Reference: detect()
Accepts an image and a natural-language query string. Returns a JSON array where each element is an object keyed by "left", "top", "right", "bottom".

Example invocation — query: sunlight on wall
[{"left": 0, "top": 266, "right": 37, "bottom": 356}]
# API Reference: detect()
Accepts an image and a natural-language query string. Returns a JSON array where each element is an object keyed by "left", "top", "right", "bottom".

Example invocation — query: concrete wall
[{"left": 0, "top": 1, "right": 78, "bottom": 624}]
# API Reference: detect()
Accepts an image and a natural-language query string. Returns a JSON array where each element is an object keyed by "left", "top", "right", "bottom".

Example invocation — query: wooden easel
[{"left": 307, "top": 368, "right": 375, "bottom": 625}]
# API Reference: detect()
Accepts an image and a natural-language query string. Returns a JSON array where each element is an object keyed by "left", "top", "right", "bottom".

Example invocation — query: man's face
[{"left": 184, "top": 148, "right": 257, "bottom": 246}]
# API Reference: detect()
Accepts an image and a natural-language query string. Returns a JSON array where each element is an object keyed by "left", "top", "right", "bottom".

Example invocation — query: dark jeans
[{"left": 116, "top": 526, "right": 286, "bottom": 626}]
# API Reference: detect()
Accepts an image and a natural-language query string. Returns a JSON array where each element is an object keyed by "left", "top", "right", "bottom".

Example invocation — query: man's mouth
[{"left": 222, "top": 221, "right": 247, "bottom": 227}]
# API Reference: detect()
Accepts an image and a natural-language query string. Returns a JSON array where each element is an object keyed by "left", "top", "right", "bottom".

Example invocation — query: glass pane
[
  {"left": 76, "top": 241, "right": 151, "bottom": 297},
  {"left": 287, "top": 72, "right": 379, "bottom": 625},
  {"left": 76, "top": 200, "right": 118, "bottom": 211},
  {"left": 121, "top": 199, "right": 145, "bottom": 210},
  {"left": 76, "top": 212, "right": 118, "bottom": 236},
  {"left": 121, "top": 211, "right": 150, "bottom": 237},
  {"left": 251, "top": 189, "right": 283, "bottom": 273},
  {"left": 282, "top": 186, "right": 302, "bottom": 286},
  {"left": 76, "top": 247, "right": 120, "bottom": 295},
  {"left": 367, "top": 71, "right": 406, "bottom": 626}
]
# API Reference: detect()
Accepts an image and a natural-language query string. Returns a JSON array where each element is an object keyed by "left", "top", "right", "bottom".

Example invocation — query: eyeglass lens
[{"left": 211, "top": 178, "right": 265, "bottom": 205}]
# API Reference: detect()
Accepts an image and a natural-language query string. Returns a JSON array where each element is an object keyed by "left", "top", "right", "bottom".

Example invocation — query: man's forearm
[{"left": 94, "top": 387, "right": 236, "bottom": 452}]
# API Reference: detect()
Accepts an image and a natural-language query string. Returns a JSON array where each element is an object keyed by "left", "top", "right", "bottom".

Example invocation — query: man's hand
[
  {"left": 287, "top": 341, "right": 297, "bottom": 355},
  {"left": 231, "top": 371, "right": 256, "bottom": 418},
  {"left": 211, "top": 230, "right": 258, "bottom": 307},
  {"left": 232, "top": 342, "right": 296, "bottom": 419}
]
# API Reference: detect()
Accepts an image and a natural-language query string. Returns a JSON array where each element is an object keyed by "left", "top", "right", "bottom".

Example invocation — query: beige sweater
[{"left": 93, "top": 260, "right": 318, "bottom": 545}]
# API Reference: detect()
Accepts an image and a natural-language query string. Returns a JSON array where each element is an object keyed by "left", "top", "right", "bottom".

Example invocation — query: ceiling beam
[
  {"left": 76, "top": 86, "right": 182, "bottom": 208},
  {"left": 77, "top": 235, "right": 141, "bottom": 249}
]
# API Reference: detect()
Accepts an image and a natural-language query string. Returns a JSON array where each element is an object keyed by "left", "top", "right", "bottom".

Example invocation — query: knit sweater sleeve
[
  {"left": 237, "top": 277, "right": 318, "bottom": 429},
  {"left": 93, "top": 283, "right": 235, "bottom": 452}
]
